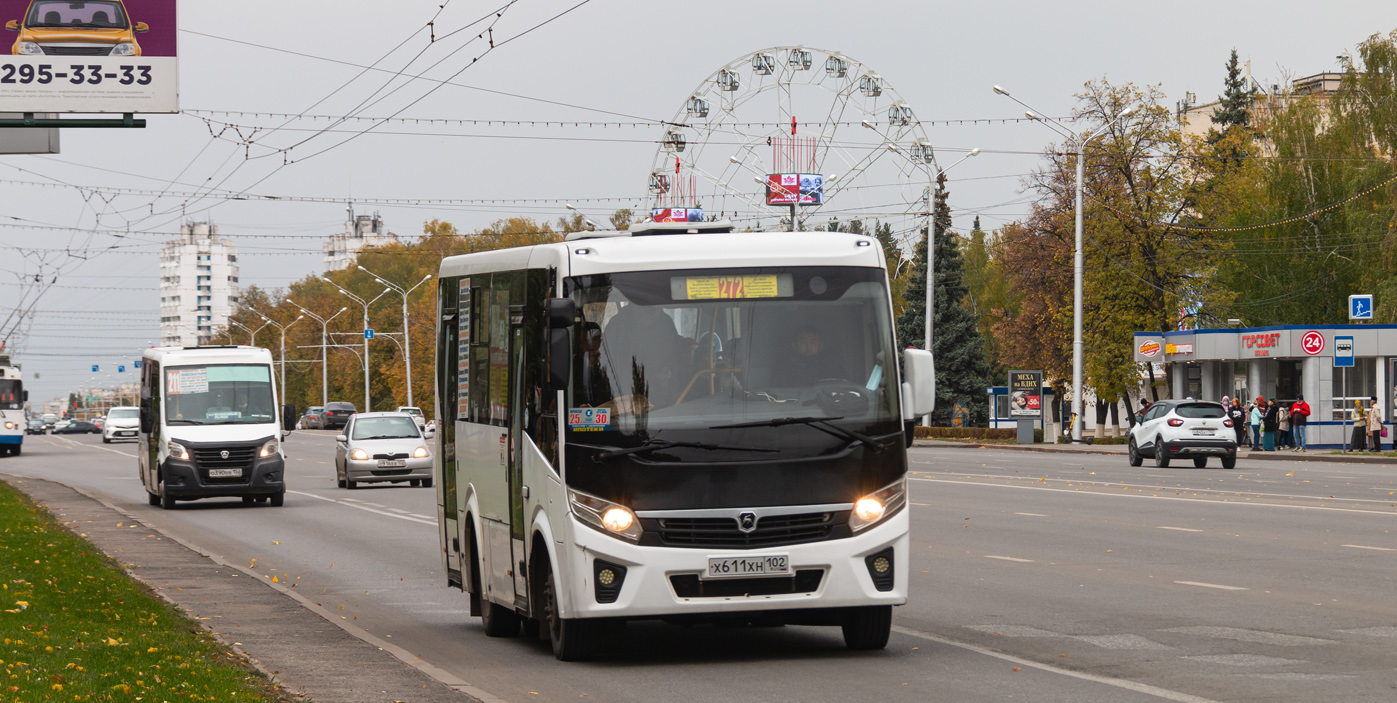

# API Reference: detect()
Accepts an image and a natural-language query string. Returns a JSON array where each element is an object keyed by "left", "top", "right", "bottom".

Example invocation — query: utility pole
[
  {"left": 254, "top": 309, "right": 303, "bottom": 412},
  {"left": 288, "top": 300, "right": 348, "bottom": 407},
  {"left": 322, "top": 278, "right": 391, "bottom": 412}
]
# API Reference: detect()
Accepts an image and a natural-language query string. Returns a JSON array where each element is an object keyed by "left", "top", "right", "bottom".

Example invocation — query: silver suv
[{"left": 1128, "top": 400, "right": 1237, "bottom": 469}]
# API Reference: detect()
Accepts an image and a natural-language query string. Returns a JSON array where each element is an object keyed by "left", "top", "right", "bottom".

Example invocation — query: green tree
[
  {"left": 961, "top": 217, "right": 1013, "bottom": 377},
  {"left": 1211, "top": 49, "right": 1254, "bottom": 134},
  {"left": 896, "top": 173, "right": 990, "bottom": 425}
]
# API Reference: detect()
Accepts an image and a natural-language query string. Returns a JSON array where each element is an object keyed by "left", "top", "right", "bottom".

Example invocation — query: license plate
[
  {"left": 705, "top": 554, "right": 790, "bottom": 580},
  {"left": 118, "top": 431, "right": 135, "bottom": 437},
  {"left": 208, "top": 468, "right": 242, "bottom": 478},
  {"left": 1192, "top": 428, "right": 1215, "bottom": 435},
  {"left": 377, "top": 460, "right": 407, "bottom": 468}
]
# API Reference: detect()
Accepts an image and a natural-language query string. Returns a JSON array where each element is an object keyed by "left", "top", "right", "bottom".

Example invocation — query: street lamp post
[
  {"left": 255, "top": 309, "right": 304, "bottom": 411},
  {"left": 321, "top": 278, "right": 391, "bottom": 412},
  {"left": 287, "top": 300, "right": 349, "bottom": 407},
  {"left": 230, "top": 321, "right": 255, "bottom": 346},
  {"left": 993, "top": 85, "right": 1134, "bottom": 442},
  {"left": 357, "top": 266, "right": 432, "bottom": 408},
  {"left": 922, "top": 148, "right": 981, "bottom": 427}
]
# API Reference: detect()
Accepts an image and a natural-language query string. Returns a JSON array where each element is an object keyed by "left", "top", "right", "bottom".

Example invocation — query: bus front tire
[
  {"left": 158, "top": 479, "right": 176, "bottom": 510},
  {"left": 269, "top": 492, "right": 284, "bottom": 507},
  {"left": 543, "top": 568, "right": 596, "bottom": 661},
  {"left": 842, "top": 605, "right": 893, "bottom": 650},
  {"left": 147, "top": 491, "right": 159, "bottom": 506}
]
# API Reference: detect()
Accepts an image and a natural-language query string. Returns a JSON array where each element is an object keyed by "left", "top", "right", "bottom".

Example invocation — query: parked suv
[
  {"left": 1128, "top": 399, "right": 1237, "bottom": 469},
  {"left": 321, "top": 402, "right": 356, "bottom": 430}
]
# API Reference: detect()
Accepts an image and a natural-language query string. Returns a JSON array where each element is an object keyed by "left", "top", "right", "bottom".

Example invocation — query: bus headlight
[
  {"left": 167, "top": 440, "right": 190, "bottom": 461},
  {"left": 849, "top": 479, "right": 906, "bottom": 532},
  {"left": 349, "top": 448, "right": 369, "bottom": 461},
  {"left": 412, "top": 446, "right": 430, "bottom": 459},
  {"left": 259, "top": 439, "right": 279, "bottom": 458},
  {"left": 3, "top": 422, "right": 15, "bottom": 430},
  {"left": 569, "top": 489, "right": 642, "bottom": 542}
]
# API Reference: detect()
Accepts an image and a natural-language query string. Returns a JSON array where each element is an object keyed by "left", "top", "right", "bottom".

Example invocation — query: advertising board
[
  {"left": 765, "top": 173, "right": 823, "bottom": 205},
  {"left": 0, "top": 0, "right": 177, "bottom": 113},
  {"left": 651, "top": 208, "right": 703, "bottom": 223},
  {"left": 1008, "top": 370, "right": 1042, "bottom": 418}
]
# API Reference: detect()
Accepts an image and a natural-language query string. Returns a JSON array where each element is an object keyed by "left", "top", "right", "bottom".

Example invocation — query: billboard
[
  {"left": 651, "top": 208, "right": 703, "bottom": 223},
  {"left": 1008, "top": 370, "right": 1042, "bottom": 418},
  {"left": 0, "top": 0, "right": 177, "bottom": 113},
  {"left": 766, "top": 173, "right": 823, "bottom": 205}
]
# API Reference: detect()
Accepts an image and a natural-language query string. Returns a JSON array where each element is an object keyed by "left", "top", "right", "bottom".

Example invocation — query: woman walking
[
  {"left": 1368, "top": 397, "right": 1384, "bottom": 453},
  {"left": 1278, "top": 404, "right": 1291, "bottom": 450},
  {"left": 1249, "top": 397, "right": 1264, "bottom": 450},
  {"left": 1351, "top": 399, "right": 1367, "bottom": 452},
  {"left": 1228, "top": 397, "right": 1246, "bottom": 447},
  {"left": 1262, "top": 398, "right": 1279, "bottom": 451}
]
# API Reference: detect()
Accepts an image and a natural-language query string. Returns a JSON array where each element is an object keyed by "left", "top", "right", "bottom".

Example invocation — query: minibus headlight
[
  {"left": 167, "top": 440, "right": 190, "bottom": 461},
  {"left": 259, "top": 439, "right": 279, "bottom": 458},
  {"left": 111, "top": 42, "right": 137, "bottom": 56},
  {"left": 3, "top": 422, "right": 15, "bottom": 430},
  {"left": 849, "top": 479, "right": 906, "bottom": 532},
  {"left": 412, "top": 445, "right": 430, "bottom": 459},
  {"left": 349, "top": 448, "right": 369, "bottom": 461},
  {"left": 569, "top": 489, "right": 642, "bottom": 542}
]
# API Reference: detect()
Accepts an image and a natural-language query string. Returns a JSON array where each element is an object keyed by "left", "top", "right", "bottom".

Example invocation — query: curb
[{"left": 913, "top": 441, "right": 1123, "bottom": 457}]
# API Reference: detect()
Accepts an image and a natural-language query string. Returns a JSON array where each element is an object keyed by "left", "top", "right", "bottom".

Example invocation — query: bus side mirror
[
  {"left": 901, "top": 348, "right": 936, "bottom": 420},
  {"left": 282, "top": 404, "right": 297, "bottom": 432},
  {"left": 544, "top": 298, "right": 576, "bottom": 392},
  {"left": 22, "top": 390, "right": 28, "bottom": 402}
]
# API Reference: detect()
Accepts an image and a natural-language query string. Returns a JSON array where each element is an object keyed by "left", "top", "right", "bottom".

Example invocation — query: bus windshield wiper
[
  {"left": 596, "top": 439, "right": 776, "bottom": 460},
  {"left": 166, "top": 419, "right": 201, "bottom": 425},
  {"left": 710, "top": 416, "right": 884, "bottom": 452}
]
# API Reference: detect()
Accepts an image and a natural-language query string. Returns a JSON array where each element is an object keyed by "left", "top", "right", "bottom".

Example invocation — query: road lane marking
[
  {"left": 46, "top": 435, "right": 137, "bottom": 458},
  {"left": 1174, "top": 581, "right": 1247, "bottom": 591},
  {"left": 911, "top": 470, "right": 1397, "bottom": 505},
  {"left": 965, "top": 625, "right": 1061, "bottom": 637},
  {"left": 910, "top": 477, "right": 1397, "bottom": 517},
  {"left": 910, "top": 502, "right": 931, "bottom": 506},
  {"left": 1181, "top": 654, "right": 1303, "bottom": 667},
  {"left": 1342, "top": 544, "right": 1395, "bottom": 551},
  {"left": 1339, "top": 626, "right": 1397, "bottom": 637},
  {"left": 409, "top": 514, "right": 433, "bottom": 520},
  {"left": 1015, "top": 512, "right": 1049, "bottom": 517},
  {"left": 1163, "top": 626, "right": 1332, "bottom": 646},
  {"left": 287, "top": 491, "right": 434, "bottom": 525},
  {"left": 1072, "top": 634, "right": 1172, "bottom": 650},
  {"left": 894, "top": 625, "right": 1223, "bottom": 703},
  {"left": 1158, "top": 526, "right": 1202, "bottom": 532},
  {"left": 985, "top": 555, "right": 1033, "bottom": 562}
]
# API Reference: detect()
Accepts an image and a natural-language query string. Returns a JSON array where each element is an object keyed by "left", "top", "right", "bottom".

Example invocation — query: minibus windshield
[
  {"left": 163, "top": 364, "right": 275, "bottom": 425},
  {"left": 565, "top": 266, "right": 900, "bottom": 449}
]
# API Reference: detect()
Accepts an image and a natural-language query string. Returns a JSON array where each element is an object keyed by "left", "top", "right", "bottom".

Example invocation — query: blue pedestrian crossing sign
[
  {"left": 1349, "top": 294, "right": 1374, "bottom": 320},
  {"left": 364, "top": 329, "right": 375, "bottom": 340},
  {"left": 118, "top": 365, "right": 125, "bottom": 373},
  {"left": 134, "top": 359, "right": 142, "bottom": 369},
  {"left": 91, "top": 365, "right": 98, "bottom": 372}
]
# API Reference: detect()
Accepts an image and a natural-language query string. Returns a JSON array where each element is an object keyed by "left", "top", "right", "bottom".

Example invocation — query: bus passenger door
[{"left": 509, "top": 321, "right": 529, "bottom": 601}]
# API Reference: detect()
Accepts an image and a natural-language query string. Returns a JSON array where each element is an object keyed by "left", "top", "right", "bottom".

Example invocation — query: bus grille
[
  {"left": 653, "top": 512, "right": 838, "bottom": 549},
  {"left": 670, "top": 570, "right": 824, "bottom": 598}
]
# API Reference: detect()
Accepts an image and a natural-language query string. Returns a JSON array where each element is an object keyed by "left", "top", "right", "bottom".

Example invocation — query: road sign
[
  {"left": 91, "top": 365, "right": 98, "bottom": 373},
  {"left": 1335, "top": 335, "right": 1355, "bottom": 368},
  {"left": 1300, "top": 331, "right": 1326, "bottom": 355},
  {"left": 1349, "top": 294, "right": 1374, "bottom": 320},
  {"left": 135, "top": 360, "right": 142, "bottom": 369},
  {"left": 118, "top": 365, "right": 125, "bottom": 373},
  {"left": 364, "top": 329, "right": 375, "bottom": 340}
]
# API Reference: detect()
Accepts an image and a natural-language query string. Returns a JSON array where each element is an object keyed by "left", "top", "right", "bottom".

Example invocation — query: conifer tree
[
  {"left": 895, "top": 173, "right": 990, "bottom": 425},
  {"left": 1211, "top": 49, "right": 1254, "bottom": 136}
]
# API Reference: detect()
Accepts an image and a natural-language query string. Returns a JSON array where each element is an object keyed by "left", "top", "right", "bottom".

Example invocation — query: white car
[
  {"left": 103, "top": 406, "right": 141, "bottom": 443},
  {"left": 396, "top": 406, "right": 428, "bottom": 432},
  {"left": 1128, "top": 399, "right": 1237, "bottom": 469}
]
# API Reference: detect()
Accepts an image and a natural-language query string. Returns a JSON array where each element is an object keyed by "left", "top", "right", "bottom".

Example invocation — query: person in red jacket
[{"left": 1290, "top": 395, "right": 1311, "bottom": 452}]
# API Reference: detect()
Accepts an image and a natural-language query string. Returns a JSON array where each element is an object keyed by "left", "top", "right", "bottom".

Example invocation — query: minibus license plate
[
  {"left": 207, "top": 468, "right": 242, "bottom": 478},
  {"left": 705, "top": 554, "right": 790, "bottom": 579},
  {"left": 378, "top": 460, "right": 407, "bottom": 468}
]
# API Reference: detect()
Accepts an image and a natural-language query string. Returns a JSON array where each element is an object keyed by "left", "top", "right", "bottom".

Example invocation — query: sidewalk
[
  {"left": 0, "top": 474, "right": 493, "bottom": 703},
  {"left": 914, "top": 439, "right": 1397, "bottom": 464}
]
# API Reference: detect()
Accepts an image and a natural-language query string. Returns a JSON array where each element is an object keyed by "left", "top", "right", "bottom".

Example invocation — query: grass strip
[{"left": 0, "top": 479, "right": 292, "bottom": 702}]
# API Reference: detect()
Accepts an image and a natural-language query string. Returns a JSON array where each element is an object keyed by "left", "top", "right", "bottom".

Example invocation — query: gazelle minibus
[{"left": 433, "top": 220, "right": 934, "bottom": 660}]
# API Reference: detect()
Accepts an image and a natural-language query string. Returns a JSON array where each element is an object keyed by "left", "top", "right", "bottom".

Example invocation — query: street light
[
  {"left": 254, "top": 308, "right": 304, "bottom": 411},
  {"left": 321, "top": 277, "right": 391, "bottom": 412},
  {"left": 288, "top": 299, "right": 349, "bottom": 407},
  {"left": 230, "top": 321, "right": 257, "bottom": 346},
  {"left": 564, "top": 203, "right": 600, "bottom": 231},
  {"left": 994, "top": 84, "right": 1134, "bottom": 443},
  {"left": 920, "top": 147, "right": 980, "bottom": 427},
  {"left": 356, "top": 266, "right": 433, "bottom": 408}
]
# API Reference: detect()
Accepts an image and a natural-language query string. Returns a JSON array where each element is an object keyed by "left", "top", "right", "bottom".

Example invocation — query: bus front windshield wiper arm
[
  {"left": 596, "top": 439, "right": 776, "bottom": 460},
  {"left": 710, "top": 416, "right": 884, "bottom": 453}
]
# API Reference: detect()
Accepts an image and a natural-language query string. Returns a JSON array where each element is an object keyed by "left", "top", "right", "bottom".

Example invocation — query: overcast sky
[{"left": 3, "top": 0, "right": 1394, "bottom": 402}]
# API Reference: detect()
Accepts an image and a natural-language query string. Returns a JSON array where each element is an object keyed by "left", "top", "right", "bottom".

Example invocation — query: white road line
[
  {"left": 287, "top": 491, "right": 434, "bottom": 526},
  {"left": 892, "top": 625, "right": 1222, "bottom": 703},
  {"left": 912, "top": 470, "right": 1397, "bottom": 505},
  {"left": 1342, "top": 544, "right": 1396, "bottom": 551},
  {"left": 910, "top": 477, "right": 1397, "bottom": 517},
  {"left": 46, "top": 435, "right": 137, "bottom": 458},
  {"left": 1174, "top": 581, "right": 1247, "bottom": 591},
  {"left": 409, "top": 514, "right": 433, "bottom": 520},
  {"left": 1158, "top": 526, "right": 1202, "bottom": 532},
  {"left": 910, "top": 502, "right": 931, "bottom": 506},
  {"left": 985, "top": 555, "right": 1034, "bottom": 562},
  {"left": 1015, "top": 512, "right": 1049, "bottom": 517}
]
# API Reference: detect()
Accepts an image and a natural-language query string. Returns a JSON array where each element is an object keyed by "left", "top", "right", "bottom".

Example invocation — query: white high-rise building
[
  {"left": 159, "top": 223, "right": 240, "bottom": 347},
  {"left": 324, "top": 207, "right": 398, "bottom": 271}
]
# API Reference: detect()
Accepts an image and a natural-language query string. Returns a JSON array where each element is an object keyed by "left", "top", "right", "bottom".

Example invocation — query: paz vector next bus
[{"left": 432, "top": 220, "right": 935, "bottom": 660}]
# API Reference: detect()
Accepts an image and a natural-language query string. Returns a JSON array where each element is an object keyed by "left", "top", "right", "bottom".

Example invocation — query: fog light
[
  {"left": 593, "top": 559, "right": 627, "bottom": 603},
  {"left": 872, "top": 556, "right": 890, "bottom": 574},
  {"left": 598, "top": 568, "right": 616, "bottom": 586},
  {"left": 864, "top": 548, "right": 895, "bottom": 592}
]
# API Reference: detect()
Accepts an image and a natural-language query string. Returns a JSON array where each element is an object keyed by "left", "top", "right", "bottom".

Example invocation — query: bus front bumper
[
  {"left": 561, "top": 508, "right": 908, "bottom": 620},
  {"left": 160, "top": 456, "right": 285, "bottom": 499}
]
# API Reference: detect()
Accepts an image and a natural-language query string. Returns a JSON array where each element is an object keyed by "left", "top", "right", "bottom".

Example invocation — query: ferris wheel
[{"left": 647, "top": 46, "right": 938, "bottom": 245}]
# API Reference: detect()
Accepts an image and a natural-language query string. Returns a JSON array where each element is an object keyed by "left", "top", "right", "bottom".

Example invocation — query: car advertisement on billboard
[
  {"left": 1, "top": 0, "right": 177, "bottom": 113},
  {"left": 766, "top": 173, "right": 824, "bottom": 206}
]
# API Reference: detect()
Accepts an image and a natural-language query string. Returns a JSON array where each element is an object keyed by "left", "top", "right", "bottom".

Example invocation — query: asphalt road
[{"left": 5, "top": 433, "right": 1397, "bottom": 702}]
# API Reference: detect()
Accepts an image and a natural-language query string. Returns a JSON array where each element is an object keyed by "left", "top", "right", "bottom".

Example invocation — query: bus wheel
[
  {"left": 841, "top": 606, "right": 892, "bottom": 650},
  {"left": 158, "top": 478, "right": 176, "bottom": 510},
  {"left": 147, "top": 491, "right": 159, "bottom": 506},
  {"left": 423, "top": 477, "right": 434, "bottom": 489},
  {"left": 543, "top": 567, "right": 595, "bottom": 661},
  {"left": 270, "top": 492, "right": 284, "bottom": 507},
  {"left": 481, "top": 597, "right": 521, "bottom": 638}
]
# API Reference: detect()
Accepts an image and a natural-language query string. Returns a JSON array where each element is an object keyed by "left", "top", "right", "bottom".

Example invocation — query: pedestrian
[
  {"left": 1350, "top": 399, "right": 1367, "bottom": 452},
  {"left": 1290, "top": 394, "right": 1310, "bottom": 452},
  {"left": 1249, "top": 397, "right": 1264, "bottom": 450},
  {"left": 1263, "top": 397, "right": 1279, "bottom": 451},
  {"left": 1229, "top": 397, "right": 1247, "bottom": 447},
  {"left": 1278, "top": 403, "right": 1291, "bottom": 450},
  {"left": 1368, "top": 396, "right": 1385, "bottom": 453}
]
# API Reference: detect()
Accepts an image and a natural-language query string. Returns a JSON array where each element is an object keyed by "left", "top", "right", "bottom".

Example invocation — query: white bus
[
  {"left": 433, "top": 221, "right": 934, "bottom": 660},
  {"left": 138, "top": 346, "right": 297, "bottom": 509},
  {"left": 0, "top": 355, "right": 25, "bottom": 456}
]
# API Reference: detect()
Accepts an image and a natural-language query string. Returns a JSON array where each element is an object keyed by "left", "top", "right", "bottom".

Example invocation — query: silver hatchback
[{"left": 334, "top": 412, "right": 434, "bottom": 489}]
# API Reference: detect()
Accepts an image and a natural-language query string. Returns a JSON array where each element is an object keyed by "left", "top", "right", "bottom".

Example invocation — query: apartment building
[
  {"left": 323, "top": 208, "right": 399, "bottom": 271},
  {"left": 159, "top": 223, "right": 240, "bottom": 347}
]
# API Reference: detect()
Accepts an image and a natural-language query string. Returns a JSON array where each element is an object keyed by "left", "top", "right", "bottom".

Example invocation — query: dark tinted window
[
  {"left": 326, "top": 402, "right": 357, "bottom": 411},
  {"left": 1175, "top": 403, "right": 1226, "bottom": 419}
]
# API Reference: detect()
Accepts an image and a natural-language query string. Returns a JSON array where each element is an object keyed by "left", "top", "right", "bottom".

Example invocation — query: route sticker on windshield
[
  {"left": 568, "top": 408, "right": 610, "bottom": 431},
  {"left": 166, "top": 368, "right": 208, "bottom": 395}
]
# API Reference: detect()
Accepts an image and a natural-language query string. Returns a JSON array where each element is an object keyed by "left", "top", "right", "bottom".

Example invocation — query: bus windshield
[
  {"left": 163, "top": 364, "right": 275, "bottom": 425},
  {"left": 0, "top": 380, "right": 21, "bottom": 410},
  {"left": 566, "top": 266, "right": 900, "bottom": 450}
]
